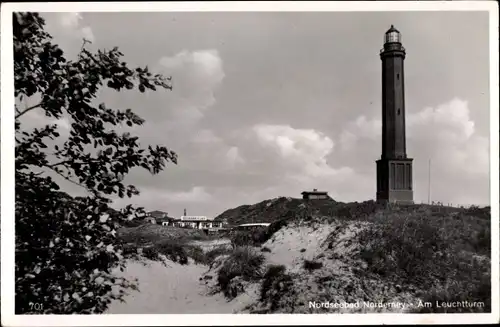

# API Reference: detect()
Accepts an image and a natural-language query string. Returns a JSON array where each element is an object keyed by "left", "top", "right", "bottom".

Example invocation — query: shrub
[
  {"left": 464, "top": 205, "right": 490, "bottom": 220},
  {"left": 217, "top": 247, "right": 265, "bottom": 298},
  {"left": 230, "top": 228, "right": 268, "bottom": 247},
  {"left": 184, "top": 245, "right": 206, "bottom": 265},
  {"left": 303, "top": 260, "right": 323, "bottom": 271},
  {"left": 359, "top": 208, "right": 491, "bottom": 312},
  {"left": 204, "top": 245, "right": 233, "bottom": 265},
  {"left": 359, "top": 212, "right": 451, "bottom": 287},
  {"left": 260, "top": 264, "right": 295, "bottom": 311},
  {"left": 329, "top": 200, "right": 385, "bottom": 221},
  {"left": 142, "top": 246, "right": 160, "bottom": 261},
  {"left": 412, "top": 265, "right": 491, "bottom": 313},
  {"left": 120, "top": 219, "right": 145, "bottom": 228},
  {"left": 259, "top": 219, "right": 289, "bottom": 243},
  {"left": 144, "top": 241, "right": 189, "bottom": 265}
]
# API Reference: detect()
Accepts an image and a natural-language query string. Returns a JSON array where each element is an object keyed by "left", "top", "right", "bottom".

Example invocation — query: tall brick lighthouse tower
[{"left": 376, "top": 25, "right": 414, "bottom": 204}]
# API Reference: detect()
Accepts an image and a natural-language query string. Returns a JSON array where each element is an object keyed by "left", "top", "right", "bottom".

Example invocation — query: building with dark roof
[{"left": 301, "top": 189, "right": 330, "bottom": 200}]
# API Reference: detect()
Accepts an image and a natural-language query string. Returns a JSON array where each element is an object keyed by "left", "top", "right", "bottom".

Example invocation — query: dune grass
[
  {"left": 358, "top": 206, "right": 491, "bottom": 312},
  {"left": 217, "top": 247, "right": 265, "bottom": 298}
]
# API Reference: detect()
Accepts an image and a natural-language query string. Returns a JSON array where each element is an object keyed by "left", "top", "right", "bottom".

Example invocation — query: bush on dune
[
  {"left": 142, "top": 241, "right": 189, "bottom": 265},
  {"left": 140, "top": 239, "right": 214, "bottom": 266},
  {"left": 229, "top": 228, "right": 268, "bottom": 247},
  {"left": 259, "top": 265, "right": 295, "bottom": 311},
  {"left": 118, "top": 224, "right": 208, "bottom": 245},
  {"left": 204, "top": 245, "right": 233, "bottom": 265},
  {"left": 358, "top": 207, "right": 491, "bottom": 312},
  {"left": 217, "top": 247, "right": 265, "bottom": 298},
  {"left": 228, "top": 218, "right": 293, "bottom": 248},
  {"left": 414, "top": 272, "right": 491, "bottom": 313}
]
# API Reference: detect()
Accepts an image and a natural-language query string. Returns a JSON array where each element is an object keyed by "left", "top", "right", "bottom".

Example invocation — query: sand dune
[{"left": 106, "top": 257, "right": 256, "bottom": 314}]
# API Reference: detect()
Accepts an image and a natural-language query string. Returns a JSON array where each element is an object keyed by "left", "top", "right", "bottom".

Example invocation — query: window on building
[
  {"left": 397, "top": 108, "right": 401, "bottom": 115},
  {"left": 397, "top": 73, "right": 399, "bottom": 80}
]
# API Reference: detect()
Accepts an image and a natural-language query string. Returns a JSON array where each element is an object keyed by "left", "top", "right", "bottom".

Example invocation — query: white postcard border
[{"left": 1, "top": 1, "right": 498, "bottom": 326}]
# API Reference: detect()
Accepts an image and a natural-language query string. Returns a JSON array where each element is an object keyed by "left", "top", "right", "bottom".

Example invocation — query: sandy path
[{"left": 106, "top": 258, "right": 256, "bottom": 314}]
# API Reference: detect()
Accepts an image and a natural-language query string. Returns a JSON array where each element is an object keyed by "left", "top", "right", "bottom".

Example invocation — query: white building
[{"left": 171, "top": 215, "right": 224, "bottom": 229}]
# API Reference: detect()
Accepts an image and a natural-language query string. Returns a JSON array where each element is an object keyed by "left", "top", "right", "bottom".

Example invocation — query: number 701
[{"left": 29, "top": 302, "right": 43, "bottom": 311}]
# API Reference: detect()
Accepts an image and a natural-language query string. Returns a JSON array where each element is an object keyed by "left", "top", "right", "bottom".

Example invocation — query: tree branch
[
  {"left": 47, "top": 160, "right": 73, "bottom": 168},
  {"left": 16, "top": 102, "right": 43, "bottom": 119},
  {"left": 48, "top": 167, "right": 88, "bottom": 192}
]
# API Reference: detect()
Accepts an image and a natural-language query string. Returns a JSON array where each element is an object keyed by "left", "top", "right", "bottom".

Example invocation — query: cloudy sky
[{"left": 21, "top": 10, "right": 490, "bottom": 218}]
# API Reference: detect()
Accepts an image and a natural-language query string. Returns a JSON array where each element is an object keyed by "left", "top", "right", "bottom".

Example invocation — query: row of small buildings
[
  {"left": 142, "top": 189, "right": 330, "bottom": 231},
  {"left": 142, "top": 210, "right": 226, "bottom": 230}
]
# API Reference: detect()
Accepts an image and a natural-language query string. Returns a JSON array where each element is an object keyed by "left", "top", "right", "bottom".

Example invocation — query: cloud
[
  {"left": 57, "top": 12, "right": 95, "bottom": 42},
  {"left": 27, "top": 11, "right": 489, "bottom": 217},
  {"left": 252, "top": 124, "right": 354, "bottom": 181},
  {"left": 109, "top": 186, "right": 214, "bottom": 216},
  {"left": 191, "top": 129, "right": 223, "bottom": 144},
  {"left": 158, "top": 49, "right": 224, "bottom": 124},
  {"left": 40, "top": 12, "right": 95, "bottom": 60},
  {"left": 407, "top": 98, "right": 488, "bottom": 176},
  {"left": 163, "top": 186, "right": 212, "bottom": 203},
  {"left": 340, "top": 115, "right": 381, "bottom": 151},
  {"left": 225, "top": 146, "right": 245, "bottom": 168},
  {"left": 246, "top": 97, "right": 489, "bottom": 206},
  {"left": 187, "top": 129, "right": 245, "bottom": 170}
]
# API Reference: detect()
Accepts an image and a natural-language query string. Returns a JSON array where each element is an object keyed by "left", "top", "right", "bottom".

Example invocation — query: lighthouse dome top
[{"left": 384, "top": 25, "right": 402, "bottom": 44}]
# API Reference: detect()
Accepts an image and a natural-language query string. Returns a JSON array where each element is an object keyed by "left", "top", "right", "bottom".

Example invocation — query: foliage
[
  {"left": 259, "top": 218, "right": 290, "bottom": 243},
  {"left": 464, "top": 205, "right": 491, "bottom": 220},
  {"left": 117, "top": 224, "right": 207, "bottom": 246},
  {"left": 184, "top": 245, "right": 206, "bottom": 265},
  {"left": 326, "top": 200, "right": 385, "bottom": 221},
  {"left": 15, "top": 12, "right": 176, "bottom": 314},
  {"left": 358, "top": 207, "right": 491, "bottom": 310},
  {"left": 142, "top": 241, "right": 189, "bottom": 265},
  {"left": 204, "top": 245, "right": 233, "bottom": 265},
  {"left": 229, "top": 228, "right": 268, "bottom": 247},
  {"left": 259, "top": 264, "right": 295, "bottom": 311},
  {"left": 303, "top": 260, "right": 323, "bottom": 271},
  {"left": 214, "top": 197, "right": 305, "bottom": 226},
  {"left": 412, "top": 265, "right": 491, "bottom": 313},
  {"left": 119, "top": 219, "right": 145, "bottom": 228},
  {"left": 217, "top": 247, "right": 265, "bottom": 297}
]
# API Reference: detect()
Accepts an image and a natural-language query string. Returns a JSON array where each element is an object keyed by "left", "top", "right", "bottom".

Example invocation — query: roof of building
[
  {"left": 236, "top": 223, "right": 271, "bottom": 228},
  {"left": 301, "top": 189, "right": 328, "bottom": 195},
  {"left": 386, "top": 24, "right": 400, "bottom": 34},
  {"left": 180, "top": 215, "right": 213, "bottom": 221}
]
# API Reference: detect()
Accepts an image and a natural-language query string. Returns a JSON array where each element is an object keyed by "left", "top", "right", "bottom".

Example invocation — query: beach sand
[{"left": 106, "top": 255, "right": 256, "bottom": 314}]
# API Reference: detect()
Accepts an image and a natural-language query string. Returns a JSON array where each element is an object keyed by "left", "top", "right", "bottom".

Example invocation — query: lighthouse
[{"left": 376, "top": 25, "right": 414, "bottom": 204}]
